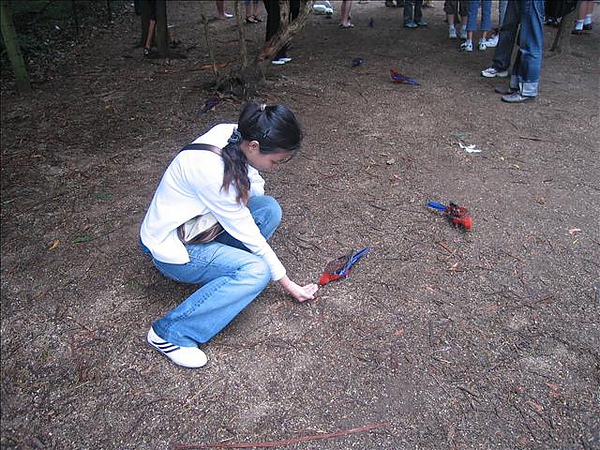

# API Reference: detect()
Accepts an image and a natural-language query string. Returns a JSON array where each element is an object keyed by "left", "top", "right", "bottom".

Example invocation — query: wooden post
[{"left": 0, "top": 0, "right": 32, "bottom": 93}]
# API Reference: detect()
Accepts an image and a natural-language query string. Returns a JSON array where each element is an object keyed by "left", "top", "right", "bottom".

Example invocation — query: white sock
[
  {"left": 449, "top": 24, "right": 456, "bottom": 30},
  {"left": 574, "top": 19, "right": 584, "bottom": 30}
]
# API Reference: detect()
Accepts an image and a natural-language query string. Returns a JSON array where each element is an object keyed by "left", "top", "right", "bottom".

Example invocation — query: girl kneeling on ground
[{"left": 140, "top": 102, "right": 318, "bottom": 368}]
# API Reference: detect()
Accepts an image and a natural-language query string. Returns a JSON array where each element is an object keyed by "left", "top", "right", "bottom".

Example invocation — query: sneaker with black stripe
[{"left": 147, "top": 327, "right": 208, "bottom": 368}]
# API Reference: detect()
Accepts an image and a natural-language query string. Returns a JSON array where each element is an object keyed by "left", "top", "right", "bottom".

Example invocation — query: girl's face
[{"left": 243, "top": 140, "right": 293, "bottom": 172}]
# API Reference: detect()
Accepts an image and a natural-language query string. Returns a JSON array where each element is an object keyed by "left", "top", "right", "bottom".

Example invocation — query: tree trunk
[
  {"left": 254, "top": 1, "right": 312, "bottom": 78},
  {"left": 235, "top": 0, "right": 248, "bottom": 69},
  {"left": 212, "top": 0, "right": 312, "bottom": 99},
  {"left": 550, "top": 0, "right": 581, "bottom": 54},
  {"left": 198, "top": 0, "right": 219, "bottom": 80},
  {"left": 0, "top": 0, "right": 32, "bottom": 93}
]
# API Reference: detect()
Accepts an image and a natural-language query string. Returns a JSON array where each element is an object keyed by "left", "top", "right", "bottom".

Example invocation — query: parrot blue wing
[
  {"left": 390, "top": 69, "right": 420, "bottom": 86},
  {"left": 427, "top": 201, "right": 447, "bottom": 211},
  {"left": 338, "top": 246, "right": 371, "bottom": 277}
]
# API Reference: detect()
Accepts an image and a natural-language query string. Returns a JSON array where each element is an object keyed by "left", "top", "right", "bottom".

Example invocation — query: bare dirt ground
[{"left": 1, "top": 1, "right": 599, "bottom": 449}]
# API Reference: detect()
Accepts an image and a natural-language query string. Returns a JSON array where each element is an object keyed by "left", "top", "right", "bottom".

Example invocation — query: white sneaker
[
  {"left": 485, "top": 34, "right": 499, "bottom": 47},
  {"left": 478, "top": 38, "right": 487, "bottom": 51},
  {"left": 449, "top": 26, "right": 457, "bottom": 39},
  {"left": 485, "top": 34, "right": 500, "bottom": 48},
  {"left": 459, "top": 27, "right": 467, "bottom": 39},
  {"left": 460, "top": 41, "right": 473, "bottom": 52},
  {"left": 147, "top": 327, "right": 208, "bottom": 368},
  {"left": 481, "top": 66, "right": 509, "bottom": 78}
]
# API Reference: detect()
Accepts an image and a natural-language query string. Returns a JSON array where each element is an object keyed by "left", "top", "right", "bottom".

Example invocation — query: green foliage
[{"left": 1, "top": 0, "right": 128, "bottom": 72}]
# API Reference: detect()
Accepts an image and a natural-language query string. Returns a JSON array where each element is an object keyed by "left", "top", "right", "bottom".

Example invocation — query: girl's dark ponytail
[{"left": 221, "top": 128, "right": 251, "bottom": 205}]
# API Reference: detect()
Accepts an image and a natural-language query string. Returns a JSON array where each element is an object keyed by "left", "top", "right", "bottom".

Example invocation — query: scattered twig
[
  {"left": 530, "top": 294, "right": 554, "bottom": 305},
  {"left": 457, "top": 385, "right": 480, "bottom": 398},
  {"left": 428, "top": 371, "right": 453, "bottom": 399},
  {"left": 183, "top": 378, "right": 220, "bottom": 409},
  {"left": 368, "top": 202, "right": 389, "bottom": 211},
  {"left": 353, "top": 76, "right": 369, "bottom": 103},
  {"left": 171, "top": 423, "right": 388, "bottom": 449},
  {"left": 499, "top": 248, "right": 524, "bottom": 262},
  {"left": 518, "top": 136, "right": 552, "bottom": 142},
  {"left": 438, "top": 241, "right": 456, "bottom": 255}
]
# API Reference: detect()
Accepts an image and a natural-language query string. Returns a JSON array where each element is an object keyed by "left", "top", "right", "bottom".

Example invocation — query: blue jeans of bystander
[
  {"left": 498, "top": 0, "right": 508, "bottom": 26},
  {"left": 503, "top": 0, "right": 544, "bottom": 96},
  {"left": 404, "top": 0, "right": 424, "bottom": 23},
  {"left": 467, "top": 0, "right": 492, "bottom": 31}
]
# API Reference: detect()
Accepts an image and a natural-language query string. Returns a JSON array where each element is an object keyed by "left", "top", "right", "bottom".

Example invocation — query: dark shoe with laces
[
  {"left": 494, "top": 86, "right": 518, "bottom": 95},
  {"left": 501, "top": 92, "right": 536, "bottom": 103}
]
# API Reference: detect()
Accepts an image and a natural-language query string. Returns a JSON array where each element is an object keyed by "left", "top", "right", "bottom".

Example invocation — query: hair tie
[{"left": 228, "top": 129, "right": 242, "bottom": 145}]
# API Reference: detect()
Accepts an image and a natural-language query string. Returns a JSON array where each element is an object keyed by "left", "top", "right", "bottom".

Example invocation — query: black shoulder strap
[{"left": 179, "top": 143, "right": 222, "bottom": 155}]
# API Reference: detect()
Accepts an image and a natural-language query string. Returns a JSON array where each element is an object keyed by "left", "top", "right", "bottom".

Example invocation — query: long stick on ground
[{"left": 172, "top": 423, "right": 388, "bottom": 449}]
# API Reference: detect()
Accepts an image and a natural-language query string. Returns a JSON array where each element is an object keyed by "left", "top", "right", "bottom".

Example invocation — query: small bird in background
[
  {"left": 390, "top": 68, "right": 420, "bottom": 86},
  {"left": 199, "top": 96, "right": 220, "bottom": 115}
]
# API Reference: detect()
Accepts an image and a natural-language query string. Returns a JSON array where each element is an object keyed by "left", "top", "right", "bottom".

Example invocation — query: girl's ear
[{"left": 248, "top": 140, "right": 261, "bottom": 154}]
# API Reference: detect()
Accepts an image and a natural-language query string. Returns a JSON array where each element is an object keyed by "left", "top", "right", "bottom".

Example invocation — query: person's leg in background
[{"left": 502, "top": 0, "right": 544, "bottom": 102}]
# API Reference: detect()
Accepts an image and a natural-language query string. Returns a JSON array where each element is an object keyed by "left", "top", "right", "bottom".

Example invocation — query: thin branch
[{"left": 172, "top": 423, "right": 388, "bottom": 449}]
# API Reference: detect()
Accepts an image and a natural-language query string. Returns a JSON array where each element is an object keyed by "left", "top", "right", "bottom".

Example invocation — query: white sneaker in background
[
  {"left": 485, "top": 34, "right": 499, "bottom": 47},
  {"left": 460, "top": 40, "right": 473, "bottom": 52},
  {"left": 481, "top": 66, "right": 509, "bottom": 78},
  {"left": 449, "top": 26, "right": 457, "bottom": 38}
]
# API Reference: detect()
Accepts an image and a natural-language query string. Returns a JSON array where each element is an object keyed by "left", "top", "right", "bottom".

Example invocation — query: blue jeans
[
  {"left": 467, "top": 0, "right": 492, "bottom": 31},
  {"left": 149, "top": 195, "right": 282, "bottom": 346},
  {"left": 404, "top": 0, "right": 423, "bottom": 23},
  {"left": 495, "top": 0, "right": 544, "bottom": 96},
  {"left": 498, "top": 0, "right": 508, "bottom": 26}
]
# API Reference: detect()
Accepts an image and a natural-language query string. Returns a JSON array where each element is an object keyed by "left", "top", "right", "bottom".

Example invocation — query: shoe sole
[{"left": 501, "top": 94, "right": 535, "bottom": 103}]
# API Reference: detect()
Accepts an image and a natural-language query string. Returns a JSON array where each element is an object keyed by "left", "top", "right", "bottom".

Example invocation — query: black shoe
[
  {"left": 501, "top": 92, "right": 536, "bottom": 103},
  {"left": 494, "top": 86, "right": 518, "bottom": 95}
]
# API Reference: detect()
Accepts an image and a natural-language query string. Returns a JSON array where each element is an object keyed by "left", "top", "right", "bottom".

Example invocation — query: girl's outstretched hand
[{"left": 278, "top": 276, "right": 319, "bottom": 302}]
